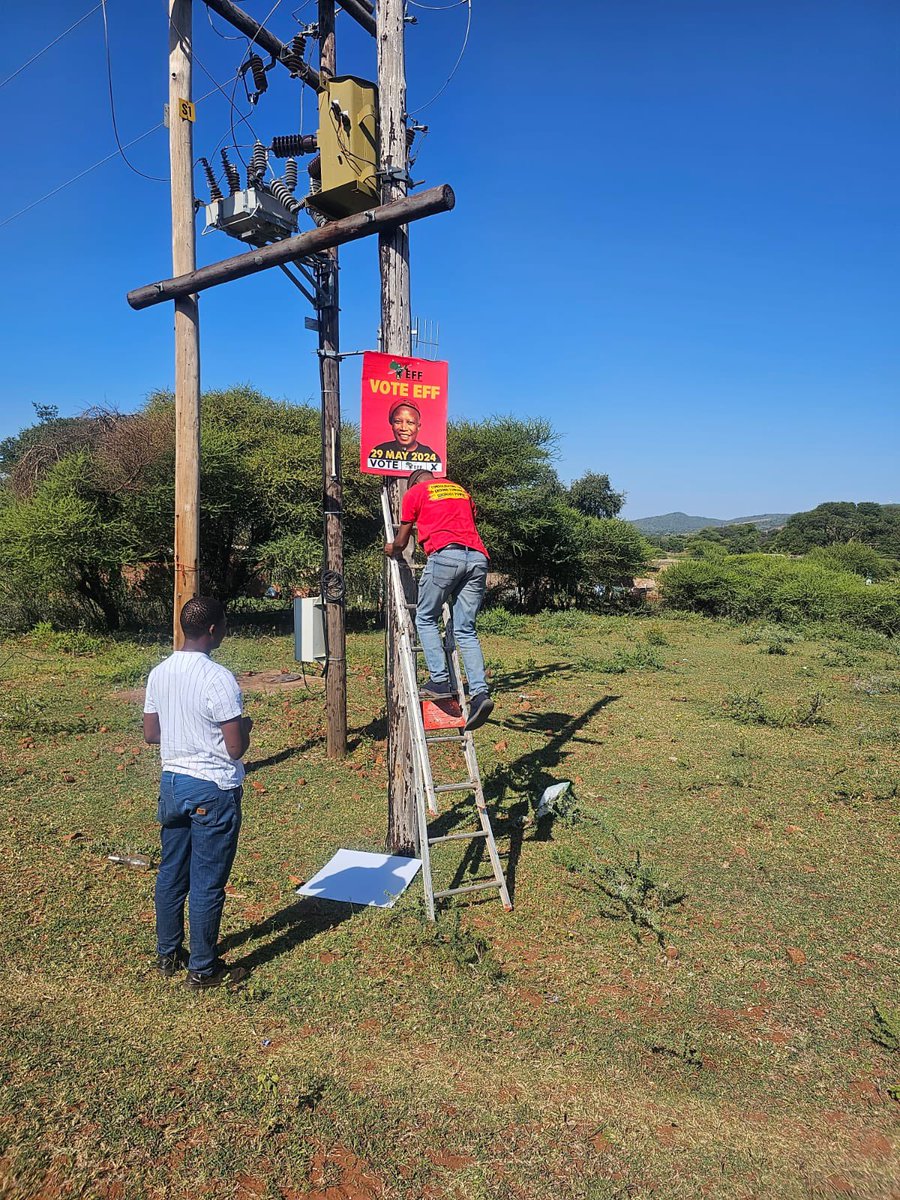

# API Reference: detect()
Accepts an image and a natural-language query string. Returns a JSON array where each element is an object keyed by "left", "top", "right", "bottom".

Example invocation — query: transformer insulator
[
  {"left": 199, "top": 157, "right": 222, "bottom": 202},
  {"left": 221, "top": 148, "right": 240, "bottom": 195},
  {"left": 281, "top": 33, "right": 308, "bottom": 76},
  {"left": 292, "top": 33, "right": 307, "bottom": 60},
  {"left": 405, "top": 127, "right": 415, "bottom": 151},
  {"left": 247, "top": 53, "right": 268, "bottom": 96},
  {"left": 284, "top": 158, "right": 298, "bottom": 193},
  {"left": 271, "top": 133, "right": 317, "bottom": 158},
  {"left": 270, "top": 178, "right": 302, "bottom": 215},
  {"left": 249, "top": 139, "right": 268, "bottom": 185},
  {"left": 305, "top": 167, "right": 330, "bottom": 224}
]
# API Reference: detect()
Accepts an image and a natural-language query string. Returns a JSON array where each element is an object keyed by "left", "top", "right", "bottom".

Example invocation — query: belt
[{"left": 432, "top": 542, "right": 468, "bottom": 553}]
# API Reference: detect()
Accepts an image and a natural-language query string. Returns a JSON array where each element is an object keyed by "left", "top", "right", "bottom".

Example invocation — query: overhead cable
[
  {"left": 408, "top": 0, "right": 472, "bottom": 115},
  {"left": 0, "top": 2, "right": 103, "bottom": 92},
  {"left": 170, "top": 7, "right": 263, "bottom": 162},
  {"left": 206, "top": 5, "right": 244, "bottom": 39},
  {"left": 407, "top": 0, "right": 468, "bottom": 9},
  {"left": 100, "top": 0, "right": 168, "bottom": 182},
  {"left": 0, "top": 77, "right": 238, "bottom": 230}
]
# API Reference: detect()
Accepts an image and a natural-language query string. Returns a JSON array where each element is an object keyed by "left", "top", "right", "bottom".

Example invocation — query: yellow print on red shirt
[{"left": 427, "top": 483, "right": 468, "bottom": 501}]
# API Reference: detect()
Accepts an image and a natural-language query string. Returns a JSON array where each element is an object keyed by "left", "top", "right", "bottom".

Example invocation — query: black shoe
[
  {"left": 156, "top": 948, "right": 189, "bottom": 978},
  {"left": 465, "top": 692, "right": 495, "bottom": 731},
  {"left": 182, "top": 959, "right": 249, "bottom": 991},
  {"left": 419, "top": 678, "right": 453, "bottom": 700}
]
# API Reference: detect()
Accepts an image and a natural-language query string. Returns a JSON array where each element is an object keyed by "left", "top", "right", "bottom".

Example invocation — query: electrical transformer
[{"left": 310, "top": 75, "right": 379, "bottom": 219}]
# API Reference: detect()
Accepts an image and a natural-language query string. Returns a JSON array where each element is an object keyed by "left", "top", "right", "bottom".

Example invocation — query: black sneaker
[
  {"left": 465, "top": 692, "right": 495, "bottom": 731},
  {"left": 182, "top": 959, "right": 249, "bottom": 991},
  {"left": 156, "top": 948, "right": 189, "bottom": 978},
  {"left": 419, "top": 678, "right": 453, "bottom": 700}
]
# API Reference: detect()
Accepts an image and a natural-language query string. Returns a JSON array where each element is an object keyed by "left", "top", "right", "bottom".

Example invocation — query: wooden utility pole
[
  {"left": 378, "top": 0, "right": 417, "bottom": 854},
  {"left": 318, "top": 0, "right": 347, "bottom": 757},
  {"left": 169, "top": 0, "right": 200, "bottom": 647}
]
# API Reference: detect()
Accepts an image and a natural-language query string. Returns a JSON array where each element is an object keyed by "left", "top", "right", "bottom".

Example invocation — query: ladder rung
[
  {"left": 428, "top": 831, "right": 489, "bottom": 845},
  {"left": 433, "top": 880, "right": 502, "bottom": 900},
  {"left": 425, "top": 733, "right": 465, "bottom": 743},
  {"left": 433, "top": 781, "right": 477, "bottom": 794}
]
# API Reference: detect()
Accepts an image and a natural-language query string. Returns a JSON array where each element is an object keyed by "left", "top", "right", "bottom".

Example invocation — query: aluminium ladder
[{"left": 381, "top": 491, "right": 512, "bottom": 921}]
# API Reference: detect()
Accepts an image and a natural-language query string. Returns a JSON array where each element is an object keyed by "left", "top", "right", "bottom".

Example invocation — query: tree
[
  {"left": 775, "top": 502, "right": 900, "bottom": 557},
  {"left": 0, "top": 452, "right": 138, "bottom": 630},
  {"left": 0, "top": 396, "right": 648, "bottom": 628},
  {"left": 685, "top": 524, "right": 762, "bottom": 557},
  {"left": 807, "top": 542, "right": 898, "bottom": 581},
  {"left": 568, "top": 471, "right": 625, "bottom": 520},
  {"left": 577, "top": 515, "right": 653, "bottom": 592}
]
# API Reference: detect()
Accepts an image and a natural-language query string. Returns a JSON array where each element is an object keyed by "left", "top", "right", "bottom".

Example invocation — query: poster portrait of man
[{"left": 366, "top": 400, "right": 443, "bottom": 474}]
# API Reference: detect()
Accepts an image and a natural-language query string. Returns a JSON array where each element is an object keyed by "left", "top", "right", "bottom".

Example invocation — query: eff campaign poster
[{"left": 360, "top": 351, "right": 448, "bottom": 477}]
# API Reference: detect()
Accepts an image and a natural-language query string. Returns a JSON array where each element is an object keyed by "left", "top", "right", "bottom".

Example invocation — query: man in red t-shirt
[{"left": 384, "top": 470, "right": 494, "bottom": 731}]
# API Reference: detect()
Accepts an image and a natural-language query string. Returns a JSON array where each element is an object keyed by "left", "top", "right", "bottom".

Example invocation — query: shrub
[
  {"left": 478, "top": 607, "right": 527, "bottom": 637},
  {"left": 808, "top": 543, "right": 898, "bottom": 581},
  {"left": 720, "top": 690, "right": 828, "bottom": 729},
  {"left": 660, "top": 555, "right": 900, "bottom": 635}
]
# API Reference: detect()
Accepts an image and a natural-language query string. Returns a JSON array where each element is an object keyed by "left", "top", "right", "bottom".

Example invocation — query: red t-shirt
[{"left": 400, "top": 480, "right": 489, "bottom": 558}]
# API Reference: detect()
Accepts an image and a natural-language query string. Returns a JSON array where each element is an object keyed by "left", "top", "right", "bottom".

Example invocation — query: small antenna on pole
[{"left": 411, "top": 315, "right": 440, "bottom": 360}]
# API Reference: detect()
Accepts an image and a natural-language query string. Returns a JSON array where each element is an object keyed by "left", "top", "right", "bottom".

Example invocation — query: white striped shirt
[{"left": 144, "top": 651, "right": 245, "bottom": 789}]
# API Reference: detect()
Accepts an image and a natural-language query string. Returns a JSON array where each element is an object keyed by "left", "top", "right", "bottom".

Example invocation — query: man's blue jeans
[
  {"left": 416, "top": 546, "right": 489, "bottom": 696},
  {"left": 155, "top": 771, "right": 243, "bottom": 975}
]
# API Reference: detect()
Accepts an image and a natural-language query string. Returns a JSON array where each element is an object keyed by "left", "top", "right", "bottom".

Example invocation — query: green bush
[
  {"left": 720, "top": 690, "right": 829, "bottom": 729},
  {"left": 807, "top": 543, "right": 898, "bottom": 581},
  {"left": 659, "top": 555, "right": 900, "bottom": 636},
  {"left": 478, "top": 607, "right": 527, "bottom": 637}
]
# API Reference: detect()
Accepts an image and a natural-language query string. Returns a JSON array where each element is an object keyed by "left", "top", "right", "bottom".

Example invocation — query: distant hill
[{"left": 629, "top": 512, "right": 793, "bottom": 535}]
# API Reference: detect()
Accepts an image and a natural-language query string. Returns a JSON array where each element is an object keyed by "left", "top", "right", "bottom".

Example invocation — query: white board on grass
[{"left": 295, "top": 849, "right": 421, "bottom": 908}]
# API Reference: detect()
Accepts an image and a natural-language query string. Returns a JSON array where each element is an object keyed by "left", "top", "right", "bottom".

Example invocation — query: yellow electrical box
[{"left": 312, "top": 75, "right": 379, "bottom": 219}]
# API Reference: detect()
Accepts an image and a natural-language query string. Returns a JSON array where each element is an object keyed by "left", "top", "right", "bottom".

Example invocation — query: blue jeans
[
  {"left": 416, "top": 547, "right": 489, "bottom": 696},
  {"left": 155, "top": 771, "right": 243, "bottom": 975}
]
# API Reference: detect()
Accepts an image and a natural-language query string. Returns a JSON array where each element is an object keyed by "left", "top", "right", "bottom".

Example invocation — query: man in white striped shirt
[{"left": 143, "top": 597, "right": 252, "bottom": 989}]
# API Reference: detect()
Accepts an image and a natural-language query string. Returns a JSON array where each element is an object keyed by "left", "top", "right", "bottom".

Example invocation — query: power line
[
  {"left": 206, "top": 5, "right": 244, "bottom": 40},
  {"left": 168, "top": 7, "right": 262, "bottom": 167},
  {"left": 0, "top": 2, "right": 103, "bottom": 92},
  {"left": 0, "top": 78, "right": 237, "bottom": 231},
  {"left": 407, "top": 0, "right": 468, "bottom": 9},
  {"left": 0, "top": 124, "right": 162, "bottom": 230},
  {"left": 189, "top": 0, "right": 287, "bottom": 170},
  {"left": 408, "top": 0, "right": 471, "bottom": 115},
  {"left": 100, "top": 0, "right": 168, "bottom": 182}
]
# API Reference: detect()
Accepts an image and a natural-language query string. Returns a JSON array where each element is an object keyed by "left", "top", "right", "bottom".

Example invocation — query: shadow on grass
[
  {"left": 245, "top": 737, "right": 322, "bottom": 773},
  {"left": 348, "top": 710, "right": 387, "bottom": 751},
  {"left": 220, "top": 896, "right": 354, "bottom": 971},
  {"left": 489, "top": 661, "right": 577, "bottom": 693},
  {"left": 427, "top": 696, "right": 620, "bottom": 905},
  {"left": 244, "top": 707, "right": 389, "bottom": 767}
]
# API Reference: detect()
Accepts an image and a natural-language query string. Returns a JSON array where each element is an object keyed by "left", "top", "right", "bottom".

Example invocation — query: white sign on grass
[{"left": 295, "top": 849, "right": 422, "bottom": 908}]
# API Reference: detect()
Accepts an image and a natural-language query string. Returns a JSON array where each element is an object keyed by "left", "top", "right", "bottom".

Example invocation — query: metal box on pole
[
  {"left": 311, "top": 75, "right": 379, "bottom": 219},
  {"left": 293, "top": 597, "right": 327, "bottom": 663}
]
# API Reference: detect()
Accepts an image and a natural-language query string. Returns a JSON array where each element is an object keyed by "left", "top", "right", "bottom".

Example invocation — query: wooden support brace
[{"left": 127, "top": 184, "right": 454, "bottom": 310}]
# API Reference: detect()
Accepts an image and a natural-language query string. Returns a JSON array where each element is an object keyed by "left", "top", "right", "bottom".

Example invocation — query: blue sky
[{"left": 1, "top": 0, "right": 897, "bottom": 518}]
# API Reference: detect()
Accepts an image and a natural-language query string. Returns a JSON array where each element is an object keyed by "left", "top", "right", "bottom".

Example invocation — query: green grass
[{"left": 0, "top": 613, "right": 898, "bottom": 1199}]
